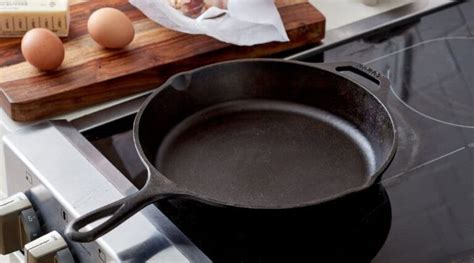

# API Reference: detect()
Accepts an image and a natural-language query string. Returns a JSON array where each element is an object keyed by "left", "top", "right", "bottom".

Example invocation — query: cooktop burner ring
[
  {"left": 366, "top": 37, "right": 474, "bottom": 129},
  {"left": 388, "top": 82, "right": 474, "bottom": 129}
]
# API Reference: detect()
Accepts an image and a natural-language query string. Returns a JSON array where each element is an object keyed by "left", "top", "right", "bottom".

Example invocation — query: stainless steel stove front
[{"left": 3, "top": 120, "right": 210, "bottom": 263}]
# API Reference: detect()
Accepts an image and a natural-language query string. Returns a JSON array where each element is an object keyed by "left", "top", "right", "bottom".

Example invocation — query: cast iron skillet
[{"left": 66, "top": 59, "right": 397, "bottom": 242}]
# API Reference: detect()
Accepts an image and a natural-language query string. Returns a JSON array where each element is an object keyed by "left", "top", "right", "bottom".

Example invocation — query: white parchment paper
[{"left": 129, "top": 0, "right": 289, "bottom": 46}]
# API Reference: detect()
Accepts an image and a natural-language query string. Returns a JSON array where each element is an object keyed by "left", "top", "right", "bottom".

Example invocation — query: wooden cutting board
[{"left": 0, "top": 0, "right": 325, "bottom": 122}]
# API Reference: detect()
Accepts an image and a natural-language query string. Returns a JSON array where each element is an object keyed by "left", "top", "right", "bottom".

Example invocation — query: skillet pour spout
[{"left": 65, "top": 59, "right": 397, "bottom": 243}]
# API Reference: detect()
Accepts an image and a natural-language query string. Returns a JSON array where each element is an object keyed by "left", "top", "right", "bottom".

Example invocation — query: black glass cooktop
[
  {"left": 84, "top": 2, "right": 474, "bottom": 262},
  {"left": 368, "top": 37, "right": 474, "bottom": 263}
]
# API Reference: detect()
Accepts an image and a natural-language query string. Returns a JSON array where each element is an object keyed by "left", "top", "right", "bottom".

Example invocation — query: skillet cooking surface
[{"left": 156, "top": 99, "right": 376, "bottom": 207}]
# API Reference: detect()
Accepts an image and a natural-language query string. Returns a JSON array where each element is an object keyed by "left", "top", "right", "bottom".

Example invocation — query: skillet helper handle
[
  {"left": 65, "top": 176, "right": 175, "bottom": 242},
  {"left": 316, "top": 62, "right": 390, "bottom": 95}
]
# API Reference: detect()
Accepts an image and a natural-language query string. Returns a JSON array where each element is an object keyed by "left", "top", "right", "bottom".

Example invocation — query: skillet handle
[
  {"left": 315, "top": 62, "right": 390, "bottom": 94},
  {"left": 64, "top": 174, "right": 177, "bottom": 242}
]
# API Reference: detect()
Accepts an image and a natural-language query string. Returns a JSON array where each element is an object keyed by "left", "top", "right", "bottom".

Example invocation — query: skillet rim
[{"left": 133, "top": 58, "right": 398, "bottom": 210}]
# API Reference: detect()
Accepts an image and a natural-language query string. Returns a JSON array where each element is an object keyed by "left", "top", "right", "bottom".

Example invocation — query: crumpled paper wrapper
[{"left": 129, "top": 0, "right": 289, "bottom": 46}]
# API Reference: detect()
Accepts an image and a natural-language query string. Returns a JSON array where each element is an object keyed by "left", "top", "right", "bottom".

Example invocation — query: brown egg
[
  {"left": 21, "top": 28, "right": 65, "bottom": 71},
  {"left": 88, "top": 8, "right": 135, "bottom": 49}
]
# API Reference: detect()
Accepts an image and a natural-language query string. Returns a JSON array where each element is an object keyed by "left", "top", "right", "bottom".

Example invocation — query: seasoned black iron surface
[{"left": 157, "top": 99, "right": 375, "bottom": 207}]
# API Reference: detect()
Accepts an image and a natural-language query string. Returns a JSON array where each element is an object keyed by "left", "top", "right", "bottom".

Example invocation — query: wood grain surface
[{"left": 0, "top": 0, "right": 325, "bottom": 121}]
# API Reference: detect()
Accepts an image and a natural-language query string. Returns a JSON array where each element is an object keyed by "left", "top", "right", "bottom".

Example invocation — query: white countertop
[{"left": 310, "top": 0, "right": 414, "bottom": 30}]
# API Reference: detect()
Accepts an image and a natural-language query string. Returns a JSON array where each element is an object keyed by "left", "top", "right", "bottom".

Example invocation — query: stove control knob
[
  {"left": 24, "top": 231, "right": 70, "bottom": 263},
  {"left": 20, "top": 207, "right": 42, "bottom": 246},
  {"left": 0, "top": 192, "right": 32, "bottom": 254}
]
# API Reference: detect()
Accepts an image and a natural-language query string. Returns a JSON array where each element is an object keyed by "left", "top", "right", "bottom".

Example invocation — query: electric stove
[
  {"left": 2, "top": 2, "right": 473, "bottom": 262},
  {"left": 86, "top": 3, "right": 474, "bottom": 261}
]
